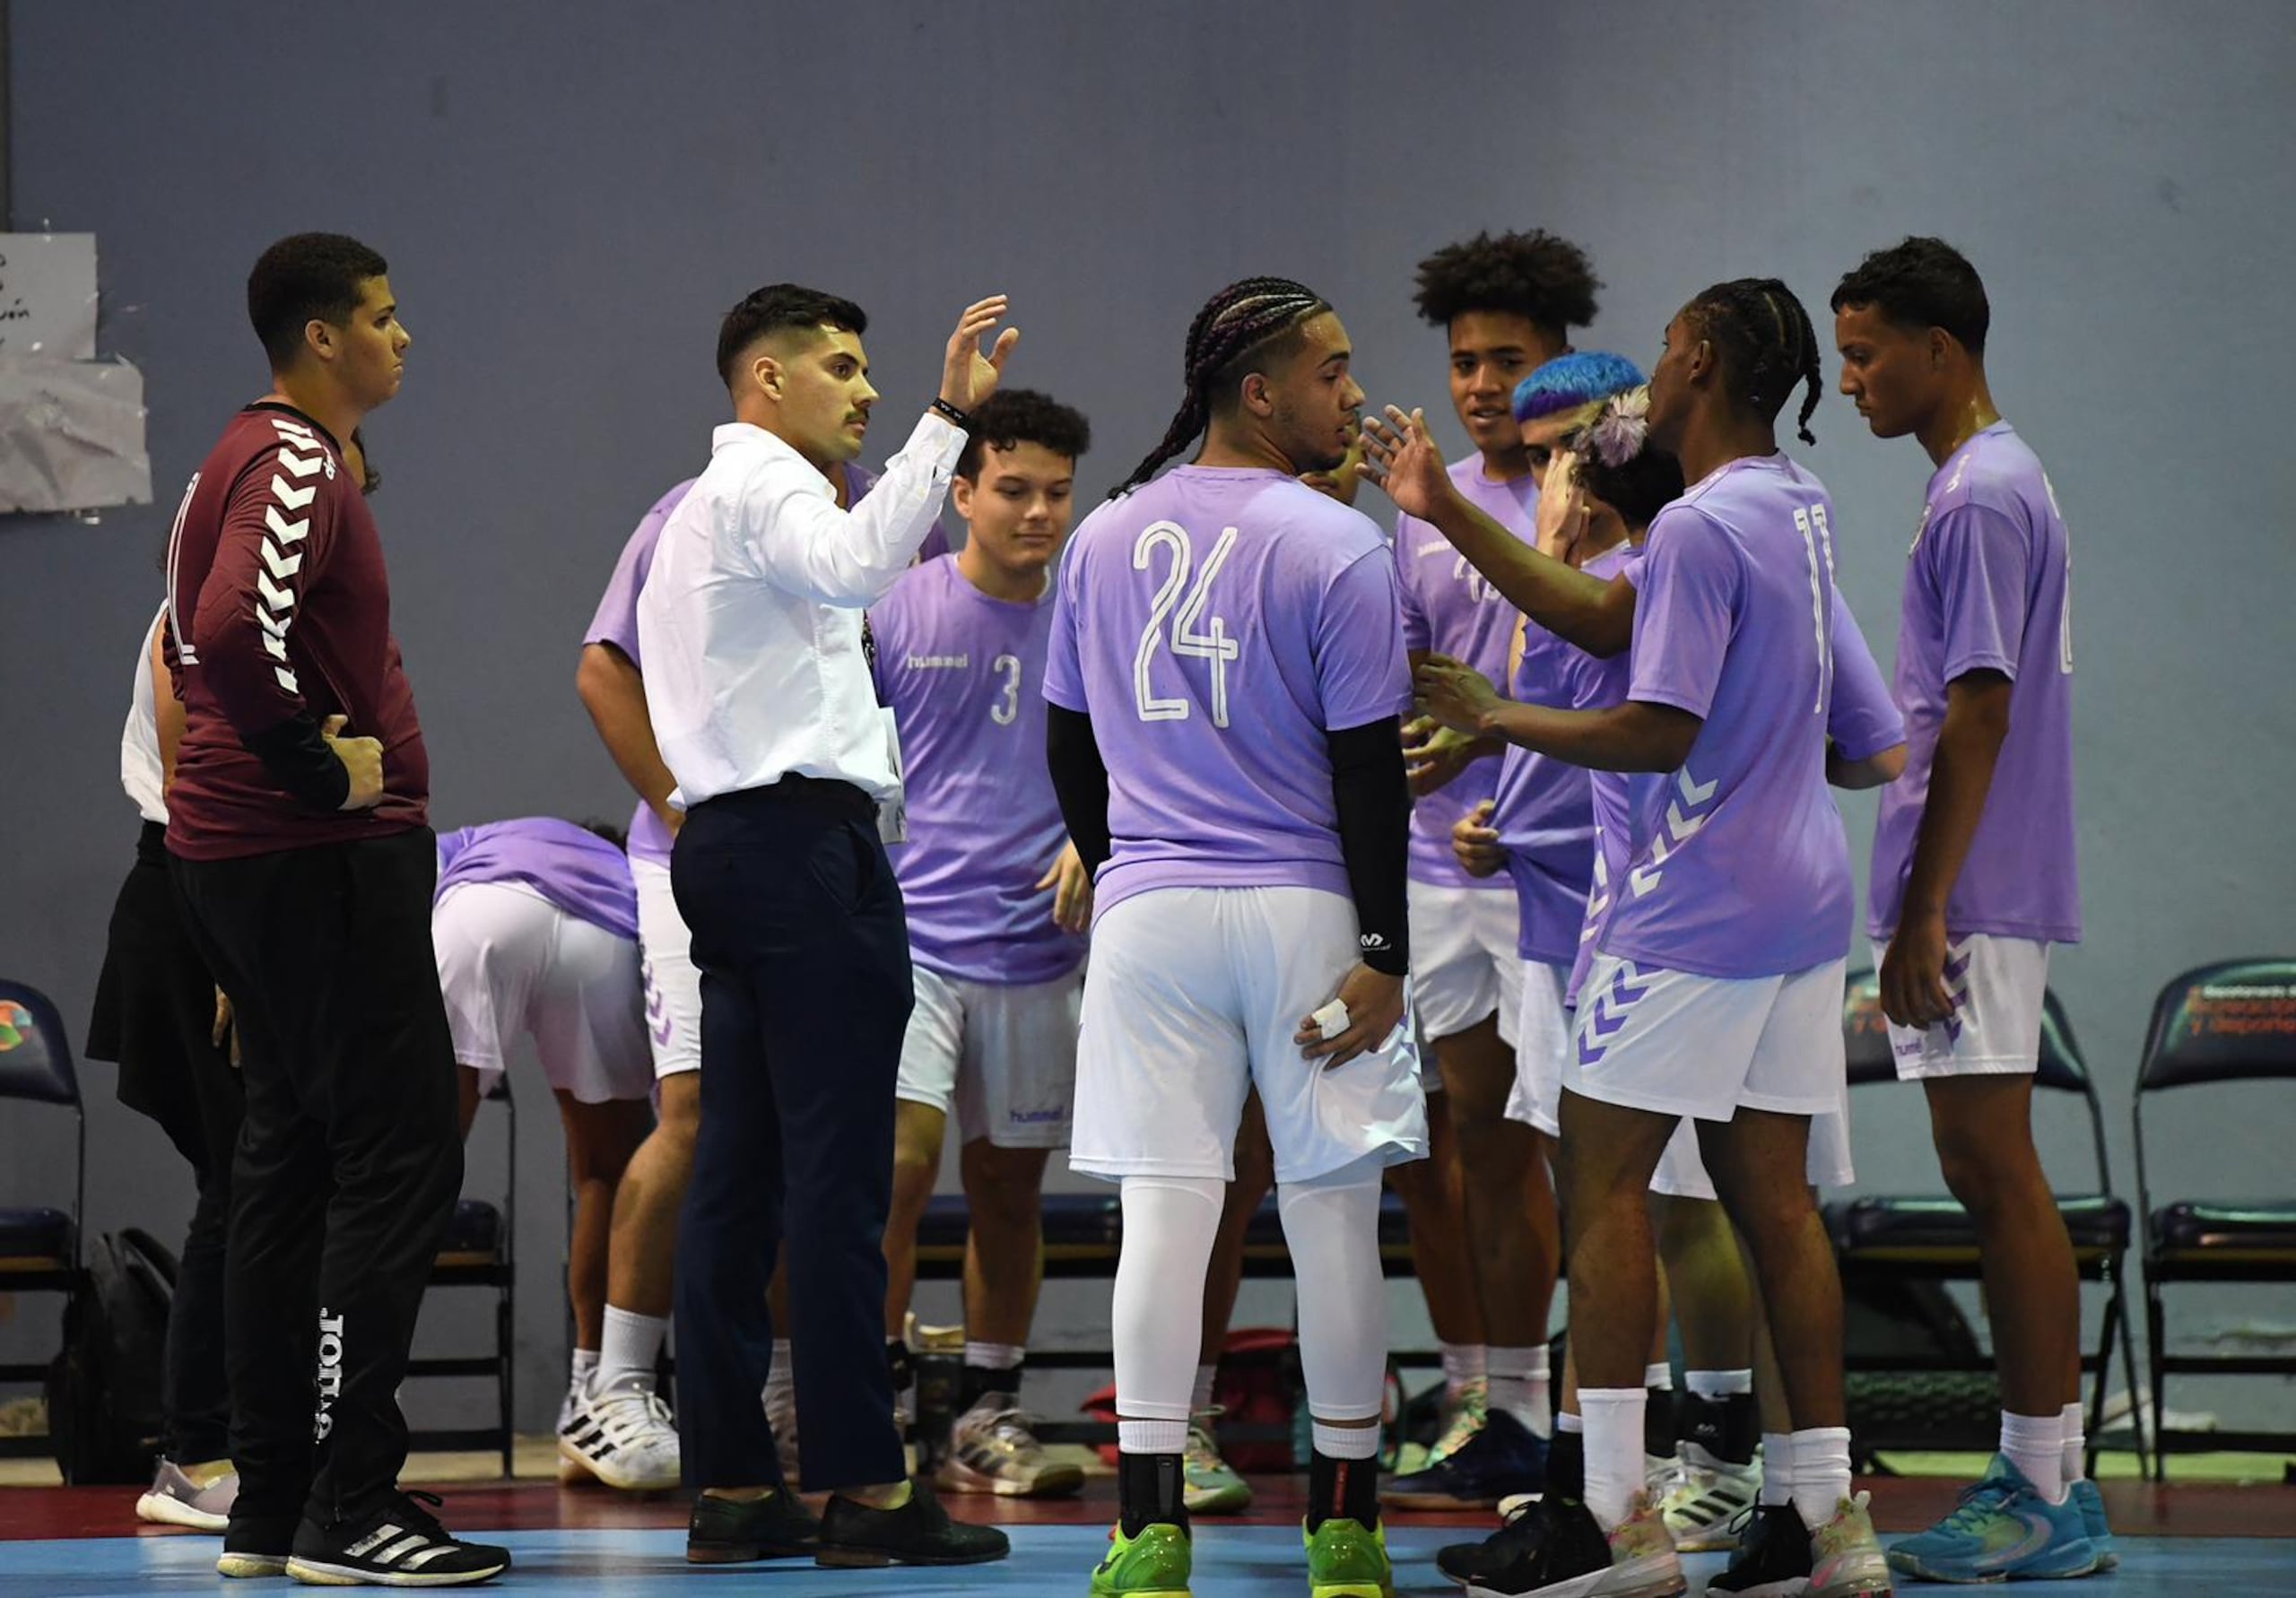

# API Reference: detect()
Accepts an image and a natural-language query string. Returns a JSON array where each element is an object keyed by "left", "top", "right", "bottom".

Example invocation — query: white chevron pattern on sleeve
[{"left": 258, "top": 418, "right": 323, "bottom": 695}]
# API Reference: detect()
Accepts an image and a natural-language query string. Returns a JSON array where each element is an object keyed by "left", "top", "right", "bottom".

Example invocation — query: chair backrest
[
  {"left": 2138, "top": 959, "right": 2296, "bottom": 1093},
  {"left": 1840, "top": 968, "right": 2091, "bottom": 1096},
  {"left": 0, "top": 979, "right": 81, "bottom": 1107}
]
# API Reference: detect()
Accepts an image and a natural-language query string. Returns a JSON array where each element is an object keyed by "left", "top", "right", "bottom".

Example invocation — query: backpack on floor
[{"left": 45, "top": 1228, "right": 177, "bottom": 1483}]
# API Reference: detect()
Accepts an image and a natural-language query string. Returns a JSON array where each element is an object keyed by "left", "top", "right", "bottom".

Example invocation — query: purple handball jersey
[
  {"left": 1594, "top": 454, "right": 1900, "bottom": 979},
  {"left": 1395, "top": 456, "right": 1538, "bottom": 888},
  {"left": 869, "top": 555, "right": 1082, "bottom": 986},
  {"left": 1043, "top": 466, "right": 1412, "bottom": 918},
  {"left": 1868, "top": 422, "right": 2079, "bottom": 944},
  {"left": 585, "top": 461, "right": 918, "bottom": 865},
  {"left": 435, "top": 816, "right": 640, "bottom": 942}
]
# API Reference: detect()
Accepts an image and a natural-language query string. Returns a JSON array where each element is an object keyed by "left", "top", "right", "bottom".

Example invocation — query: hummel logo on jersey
[
  {"left": 1417, "top": 538, "right": 1449, "bottom": 558},
  {"left": 906, "top": 652, "right": 970, "bottom": 670}
]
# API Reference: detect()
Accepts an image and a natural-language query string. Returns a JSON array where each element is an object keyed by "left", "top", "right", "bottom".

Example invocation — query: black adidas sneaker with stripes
[{"left": 284, "top": 1490, "right": 510, "bottom": 1587}]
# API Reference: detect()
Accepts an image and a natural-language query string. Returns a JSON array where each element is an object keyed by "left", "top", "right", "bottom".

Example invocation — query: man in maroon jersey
[{"left": 164, "top": 233, "right": 508, "bottom": 1587}]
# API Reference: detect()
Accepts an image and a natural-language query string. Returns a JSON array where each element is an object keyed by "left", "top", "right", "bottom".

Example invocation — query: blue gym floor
[{"left": 5, "top": 1524, "right": 2292, "bottom": 1597}]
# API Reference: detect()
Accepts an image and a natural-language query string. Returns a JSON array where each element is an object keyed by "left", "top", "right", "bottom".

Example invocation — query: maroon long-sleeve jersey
[{"left": 163, "top": 402, "right": 430, "bottom": 860}]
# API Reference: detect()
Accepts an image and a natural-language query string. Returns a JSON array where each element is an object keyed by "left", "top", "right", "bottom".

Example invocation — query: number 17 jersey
[{"left": 1043, "top": 465, "right": 1412, "bottom": 919}]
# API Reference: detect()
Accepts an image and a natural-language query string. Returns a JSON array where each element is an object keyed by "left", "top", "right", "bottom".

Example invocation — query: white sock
[
  {"left": 1789, "top": 1426, "right": 1851, "bottom": 1531},
  {"left": 1644, "top": 1360, "right": 1674, "bottom": 1392},
  {"left": 1313, "top": 1420, "right": 1380, "bottom": 1460},
  {"left": 598, "top": 1306, "right": 666, "bottom": 1391},
  {"left": 570, "top": 1347, "right": 599, "bottom": 1390},
  {"left": 1113, "top": 1176, "right": 1223, "bottom": 1434},
  {"left": 1686, "top": 1368, "right": 1753, "bottom": 1400},
  {"left": 1523, "top": 1368, "right": 1553, "bottom": 1439},
  {"left": 1276, "top": 1165, "right": 1388, "bottom": 1435},
  {"left": 1557, "top": 1409, "right": 1584, "bottom": 1435},
  {"left": 1118, "top": 1418, "right": 1187, "bottom": 1454},
  {"left": 2061, "top": 1402, "right": 2087, "bottom": 1486},
  {"left": 1580, "top": 1386, "right": 1647, "bottom": 1532},
  {"left": 1191, "top": 1362, "right": 1218, "bottom": 1415},
  {"left": 1760, "top": 1430, "right": 1795, "bottom": 1507},
  {"left": 2003, "top": 1409, "right": 2066, "bottom": 1504},
  {"left": 1441, "top": 1342, "right": 1488, "bottom": 1394},
  {"left": 964, "top": 1341, "right": 1026, "bottom": 1372},
  {"left": 1489, "top": 1346, "right": 1546, "bottom": 1434}
]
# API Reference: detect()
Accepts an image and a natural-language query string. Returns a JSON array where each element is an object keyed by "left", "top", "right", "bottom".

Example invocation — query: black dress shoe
[
  {"left": 686, "top": 1488, "right": 823, "bottom": 1564},
  {"left": 817, "top": 1479, "right": 1010, "bottom": 1567}
]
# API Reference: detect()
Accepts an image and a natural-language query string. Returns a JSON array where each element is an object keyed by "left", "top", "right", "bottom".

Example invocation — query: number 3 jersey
[
  {"left": 1043, "top": 465, "right": 1413, "bottom": 919},
  {"left": 1594, "top": 453, "right": 1902, "bottom": 980},
  {"left": 869, "top": 552, "right": 1082, "bottom": 986}
]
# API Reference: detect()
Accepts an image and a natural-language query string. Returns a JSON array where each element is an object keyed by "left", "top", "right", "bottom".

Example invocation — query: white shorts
[
  {"left": 1408, "top": 878, "right": 1522, "bottom": 1047},
  {"left": 1071, "top": 886, "right": 1429, "bottom": 1185},
  {"left": 895, "top": 964, "right": 1083, "bottom": 1149},
  {"left": 632, "top": 855, "right": 701, "bottom": 1080},
  {"left": 1872, "top": 934, "right": 2050, "bottom": 1080},
  {"left": 1507, "top": 957, "right": 1847, "bottom": 1193},
  {"left": 1566, "top": 953, "right": 1848, "bottom": 1122},
  {"left": 434, "top": 881, "right": 651, "bottom": 1105}
]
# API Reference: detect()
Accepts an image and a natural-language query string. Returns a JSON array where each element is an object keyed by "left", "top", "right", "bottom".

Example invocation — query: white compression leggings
[{"left": 1112, "top": 1156, "right": 1389, "bottom": 1425}]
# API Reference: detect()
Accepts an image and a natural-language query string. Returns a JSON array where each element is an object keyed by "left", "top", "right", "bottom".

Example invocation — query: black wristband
[{"left": 928, "top": 397, "right": 969, "bottom": 427}]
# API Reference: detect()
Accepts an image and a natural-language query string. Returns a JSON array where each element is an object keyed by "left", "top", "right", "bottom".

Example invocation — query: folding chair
[
  {"left": 0, "top": 980, "right": 85, "bottom": 1461},
  {"left": 1827, "top": 968, "right": 2144, "bottom": 1472},
  {"left": 2133, "top": 957, "right": 2296, "bottom": 1477},
  {"left": 405, "top": 1074, "right": 516, "bottom": 1476}
]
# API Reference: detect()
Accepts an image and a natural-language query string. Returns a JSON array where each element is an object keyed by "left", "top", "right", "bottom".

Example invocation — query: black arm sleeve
[
  {"left": 1326, "top": 716, "right": 1412, "bottom": 977},
  {"left": 242, "top": 714, "right": 352, "bottom": 812},
  {"left": 1045, "top": 703, "right": 1112, "bottom": 876}
]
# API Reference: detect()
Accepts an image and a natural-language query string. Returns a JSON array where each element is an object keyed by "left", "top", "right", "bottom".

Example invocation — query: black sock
[
  {"left": 1547, "top": 1426, "right": 1587, "bottom": 1501},
  {"left": 959, "top": 1359, "right": 1022, "bottom": 1413},
  {"left": 1678, "top": 1391, "right": 1759, "bottom": 1466},
  {"left": 1644, "top": 1385, "right": 1677, "bottom": 1459},
  {"left": 1118, "top": 1449, "right": 1188, "bottom": 1539},
  {"left": 1308, "top": 1446, "right": 1380, "bottom": 1532}
]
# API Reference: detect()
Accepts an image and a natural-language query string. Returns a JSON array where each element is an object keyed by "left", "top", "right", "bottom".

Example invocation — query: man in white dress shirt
[{"left": 636, "top": 283, "right": 1016, "bottom": 1569}]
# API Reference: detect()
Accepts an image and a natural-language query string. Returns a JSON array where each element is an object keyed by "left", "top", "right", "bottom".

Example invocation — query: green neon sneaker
[
  {"left": 1182, "top": 1412, "right": 1252, "bottom": 1515},
  {"left": 1090, "top": 1520, "right": 1192, "bottom": 1597},
  {"left": 1304, "top": 1515, "right": 1393, "bottom": 1598}
]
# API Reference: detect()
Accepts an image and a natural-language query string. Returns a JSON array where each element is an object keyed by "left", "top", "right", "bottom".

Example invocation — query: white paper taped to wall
[
  {"left": 0, "top": 234, "right": 100, "bottom": 360},
  {"left": 0, "top": 357, "right": 152, "bottom": 513}
]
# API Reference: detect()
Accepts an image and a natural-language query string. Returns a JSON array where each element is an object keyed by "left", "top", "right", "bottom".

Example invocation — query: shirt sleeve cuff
[{"left": 908, "top": 409, "right": 968, "bottom": 465}]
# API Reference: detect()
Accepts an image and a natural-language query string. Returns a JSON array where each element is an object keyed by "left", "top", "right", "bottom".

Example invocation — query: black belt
[{"left": 700, "top": 773, "right": 875, "bottom": 822}]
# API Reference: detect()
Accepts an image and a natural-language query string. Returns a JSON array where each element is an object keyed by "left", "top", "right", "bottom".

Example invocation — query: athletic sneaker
[
  {"left": 935, "top": 1396, "right": 1085, "bottom": 1498},
  {"left": 1429, "top": 1377, "right": 1491, "bottom": 1466},
  {"left": 1182, "top": 1411, "right": 1252, "bottom": 1515},
  {"left": 2071, "top": 1477, "right": 2117, "bottom": 1570},
  {"left": 1884, "top": 1455, "right": 2097, "bottom": 1584},
  {"left": 138, "top": 1458, "right": 239, "bottom": 1532},
  {"left": 1706, "top": 1503, "right": 1812, "bottom": 1595},
  {"left": 1382, "top": 1405, "right": 1546, "bottom": 1510},
  {"left": 558, "top": 1371, "right": 681, "bottom": 1492},
  {"left": 1090, "top": 1520, "right": 1191, "bottom": 1595},
  {"left": 1658, "top": 1441, "right": 1761, "bottom": 1550},
  {"left": 1808, "top": 1492, "right": 1894, "bottom": 1596},
  {"left": 1304, "top": 1515, "right": 1391, "bottom": 1598},
  {"left": 217, "top": 1514, "right": 296, "bottom": 1579},
  {"left": 815, "top": 1480, "right": 1009, "bottom": 1568},
  {"left": 1437, "top": 1490, "right": 1683, "bottom": 1596},
  {"left": 283, "top": 1490, "right": 511, "bottom": 1586},
  {"left": 686, "top": 1488, "right": 822, "bottom": 1564}
]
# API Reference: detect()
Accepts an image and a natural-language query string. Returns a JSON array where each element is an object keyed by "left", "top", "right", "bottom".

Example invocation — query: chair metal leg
[
  {"left": 2109, "top": 1262, "right": 2148, "bottom": 1479},
  {"left": 2144, "top": 1276, "right": 2170, "bottom": 1483},
  {"left": 2086, "top": 1275, "right": 2118, "bottom": 1477},
  {"left": 496, "top": 1285, "right": 514, "bottom": 1480}
]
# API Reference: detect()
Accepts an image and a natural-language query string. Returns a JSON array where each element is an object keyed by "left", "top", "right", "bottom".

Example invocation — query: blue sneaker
[
  {"left": 1379, "top": 1406, "right": 1545, "bottom": 1510},
  {"left": 2071, "top": 1478, "right": 2118, "bottom": 1571},
  {"left": 1886, "top": 1454, "right": 2098, "bottom": 1583}
]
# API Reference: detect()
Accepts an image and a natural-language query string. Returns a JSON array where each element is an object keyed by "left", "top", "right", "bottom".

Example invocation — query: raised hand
[
  {"left": 322, "top": 713, "right": 384, "bottom": 811},
  {"left": 1413, "top": 655, "right": 1505, "bottom": 739},
  {"left": 940, "top": 296, "right": 1021, "bottom": 413},
  {"left": 1359, "top": 405, "right": 1452, "bottom": 522},
  {"left": 1535, "top": 447, "right": 1592, "bottom": 562}
]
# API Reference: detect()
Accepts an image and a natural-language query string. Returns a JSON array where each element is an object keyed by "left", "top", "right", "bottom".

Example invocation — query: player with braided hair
[
  {"left": 1048, "top": 279, "right": 1422, "bottom": 1597},
  {"left": 1373, "top": 278, "right": 1904, "bottom": 1595}
]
